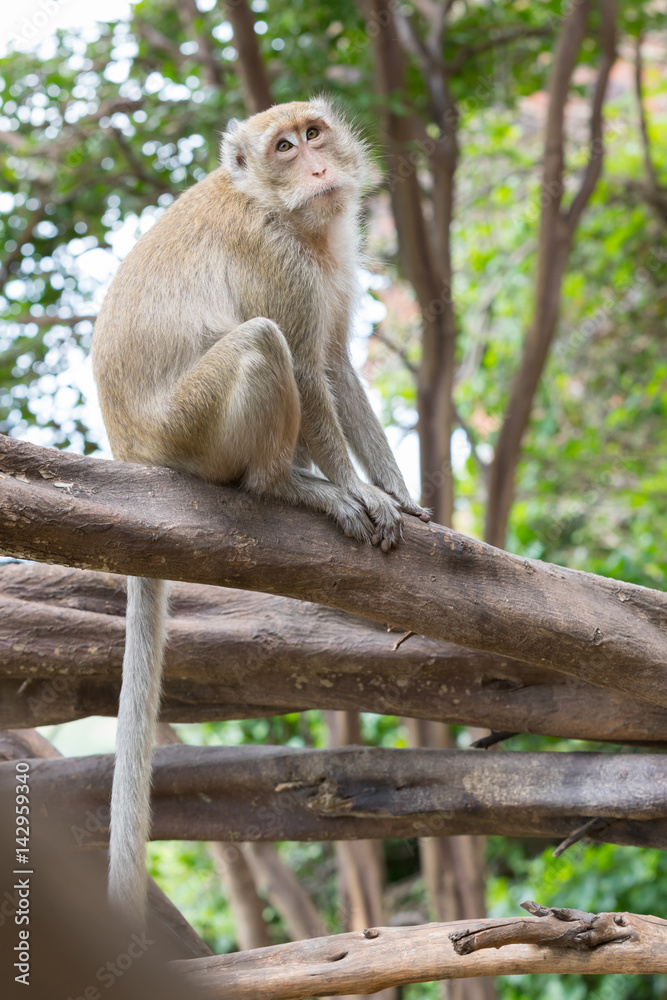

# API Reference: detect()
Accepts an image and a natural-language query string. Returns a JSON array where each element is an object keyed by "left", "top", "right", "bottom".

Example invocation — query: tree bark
[
  {"left": 2, "top": 438, "right": 666, "bottom": 708},
  {"left": 5, "top": 564, "right": 667, "bottom": 743},
  {"left": 8, "top": 743, "right": 667, "bottom": 850},
  {"left": 171, "top": 909, "right": 667, "bottom": 997}
]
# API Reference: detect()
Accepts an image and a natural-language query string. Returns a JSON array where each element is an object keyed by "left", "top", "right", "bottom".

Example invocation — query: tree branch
[
  {"left": 448, "top": 25, "right": 554, "bottom": 75},
  {"left": 1, "top": 436, "right": 666, "bottom": 708},
  {"left": 7, "top": 743, "right": 667, "bottom": 850},
  {"left": 4, "top": 562, "right": 667, "bottom": 745},
  {"left": 171, "top": 908, "right": 667, "bottom": 996},
  {"left": 565, "top": 0, "right": 617, "bottom": 234},
  {"left": 222, "top": 0, "right": 273, "bottom": 113}
]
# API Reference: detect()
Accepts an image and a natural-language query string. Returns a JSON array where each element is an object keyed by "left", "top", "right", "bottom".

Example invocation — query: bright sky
[{"left": 0, "top": 0, "right": 135, "bottom": 54}]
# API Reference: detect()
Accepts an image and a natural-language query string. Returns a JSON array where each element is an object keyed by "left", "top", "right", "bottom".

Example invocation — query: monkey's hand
[
  {"left": 388, "top": 492, "right": 431, "bottom": 524},
  {"left": 348, "top": 481, "right": 405, "bottom": 552},
  {"left": 370, "top": 477, "right": 431, "bottom": 525}
]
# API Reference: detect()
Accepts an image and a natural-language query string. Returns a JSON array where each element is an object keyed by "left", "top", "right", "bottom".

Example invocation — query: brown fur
[{"left": 92, "top": 99, "right": 429, "bottom": 925}]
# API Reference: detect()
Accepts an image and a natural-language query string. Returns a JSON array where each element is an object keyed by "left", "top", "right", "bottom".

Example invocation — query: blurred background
[{"left": 0, "top": 1, "right": 666, "bottom": 997}]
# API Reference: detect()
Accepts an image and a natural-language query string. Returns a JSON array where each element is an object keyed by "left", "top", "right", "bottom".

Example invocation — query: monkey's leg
[
  {"left": 166, "top": 320, "right": 374, "bottom": 542},
  {"left": 166, "top": 319, "right": 301, "bottom": 488},
  {"left": 270, "top": 466, "right": 375, "bottom": 541},
  {"left": 335, "top": 360, "right": 431, "bottom": 523}
]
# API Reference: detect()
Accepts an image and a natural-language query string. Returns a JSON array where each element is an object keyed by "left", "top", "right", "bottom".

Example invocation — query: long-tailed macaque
[{"left": 92, "top": 98, "right": 430, "bottom": 924}]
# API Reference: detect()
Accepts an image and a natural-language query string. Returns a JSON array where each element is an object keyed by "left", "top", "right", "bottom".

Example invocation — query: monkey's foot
[
  {"left": 336, "top": 496, "right": 376, "bottom": 544},
  {"left": 350, "top": 483, "right": 404, "bottom": 552},
  {"left": 398, "top": 499, "right": 431, "bottom": 523}
]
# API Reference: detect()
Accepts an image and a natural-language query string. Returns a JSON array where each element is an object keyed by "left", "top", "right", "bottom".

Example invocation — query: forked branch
[{"left": 170, "top": 907, "right": 667, "bottom": 997}]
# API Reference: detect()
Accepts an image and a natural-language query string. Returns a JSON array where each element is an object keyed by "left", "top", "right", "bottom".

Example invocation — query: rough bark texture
[
  {"left": 171, "top": 911, "right": 667, "bottom": 997},
  {"left": 2, "top": 438, "right": 666, "bottom": 709},
  {"left": 7, "top": 743, "right": 667, "bottom": 850},
  {"left": 8, "top": 564, "right": 667, "bottom": 744}
]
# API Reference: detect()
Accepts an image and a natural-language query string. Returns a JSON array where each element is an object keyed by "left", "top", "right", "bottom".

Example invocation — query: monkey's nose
[{"left": 312, "top": 166, "right": 327, "bottom": 177}]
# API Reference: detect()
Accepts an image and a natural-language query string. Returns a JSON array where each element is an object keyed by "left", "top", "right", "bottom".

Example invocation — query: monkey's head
[{"left": 220, "top": 98, "right": 371, "bottom": 225}]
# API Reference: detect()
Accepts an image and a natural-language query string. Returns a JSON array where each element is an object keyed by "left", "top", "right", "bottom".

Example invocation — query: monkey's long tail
[{"left": 108, "top": 576, "right": 169, "bottom": 925}]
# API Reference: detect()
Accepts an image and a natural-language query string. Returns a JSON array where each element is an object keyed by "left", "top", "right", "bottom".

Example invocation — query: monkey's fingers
[
  {"left": 393, "top": 498, "right": 431, "bottom": 523},
  {"left": 370, "top": 511, "right": 404, "bottom": 552},
  {"left": 337, "top": 497, "right": 376, "bottom": 544}
]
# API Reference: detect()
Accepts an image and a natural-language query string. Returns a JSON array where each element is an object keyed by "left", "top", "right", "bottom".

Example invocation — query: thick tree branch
[
  {"left": 6, "top": 743, "right": 667, "bottom": 850},
  {"left": 1, "top": 437, "right": 666, "bottom": 708},
  {"left": 7, "top": 564, "right": 667, "bottom": 743},
  {"left": 171, "top": 908, "right": 667, "bottom": 997}
]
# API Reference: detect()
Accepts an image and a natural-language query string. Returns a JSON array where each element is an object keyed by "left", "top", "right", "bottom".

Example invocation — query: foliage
[{"left": 3, "top": 0, "right": 666, "bottom": 995}]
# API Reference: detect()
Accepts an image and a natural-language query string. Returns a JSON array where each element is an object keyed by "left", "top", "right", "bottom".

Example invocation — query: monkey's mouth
[{"left": 306, "top": 184, "right": 342, "bottom": 203}]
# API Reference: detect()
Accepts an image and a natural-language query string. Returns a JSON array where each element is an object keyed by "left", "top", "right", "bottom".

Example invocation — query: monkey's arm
[
  {"left": 334, "top": 359, "right": 430, "bottom": 520},
  {"left": 295, "top": 367, "right": 405, "bottom": 549}
]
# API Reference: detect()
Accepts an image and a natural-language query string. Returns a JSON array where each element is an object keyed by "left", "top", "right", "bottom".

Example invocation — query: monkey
[{"left": 92, "top": 98, "right": 430, "bottom": 925}]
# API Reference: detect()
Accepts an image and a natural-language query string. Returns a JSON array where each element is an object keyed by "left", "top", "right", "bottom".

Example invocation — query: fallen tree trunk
[
  {"left": 4, "top": 564, "right": 667, "bottom": 744},
  {"left": 5, "top": 743, "right": 667, "bottom": 850},
  {"left": 171, "top": 905, "right": 667, "bottom": 997},
  {"left": 1, "top": 437, "right": 666, "bottom": 707}
]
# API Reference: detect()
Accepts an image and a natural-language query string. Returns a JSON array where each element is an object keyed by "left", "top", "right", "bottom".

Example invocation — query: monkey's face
[{"left": 220, "top": 100, "right": 370, "bottom": 226}]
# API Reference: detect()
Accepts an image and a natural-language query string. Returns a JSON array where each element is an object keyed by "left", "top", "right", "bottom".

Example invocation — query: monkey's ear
[{"left": 220, "top": 119, "right": 247, "bottom": 176}]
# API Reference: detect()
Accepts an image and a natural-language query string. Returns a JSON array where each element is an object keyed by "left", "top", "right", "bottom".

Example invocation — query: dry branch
[
  {"left": 5, "top": 562, "right": 667, "bottom": 741},
  {"left": 171, "top": 908, "right": 667, "bottom": 997},
  {"left": 5, "top": 743, "right": 667, "bottom": 850},
  {"left": 1, "top": 437, "right": 666, "bottom": 709}
]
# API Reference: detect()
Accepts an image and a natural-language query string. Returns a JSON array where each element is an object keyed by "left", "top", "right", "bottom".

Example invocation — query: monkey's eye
[
  {"left": 306, "top": 127, "right": 320, "bottom": 140},
  {"left": 276, "top": 139, "right": 293, "bottom": 152}
]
